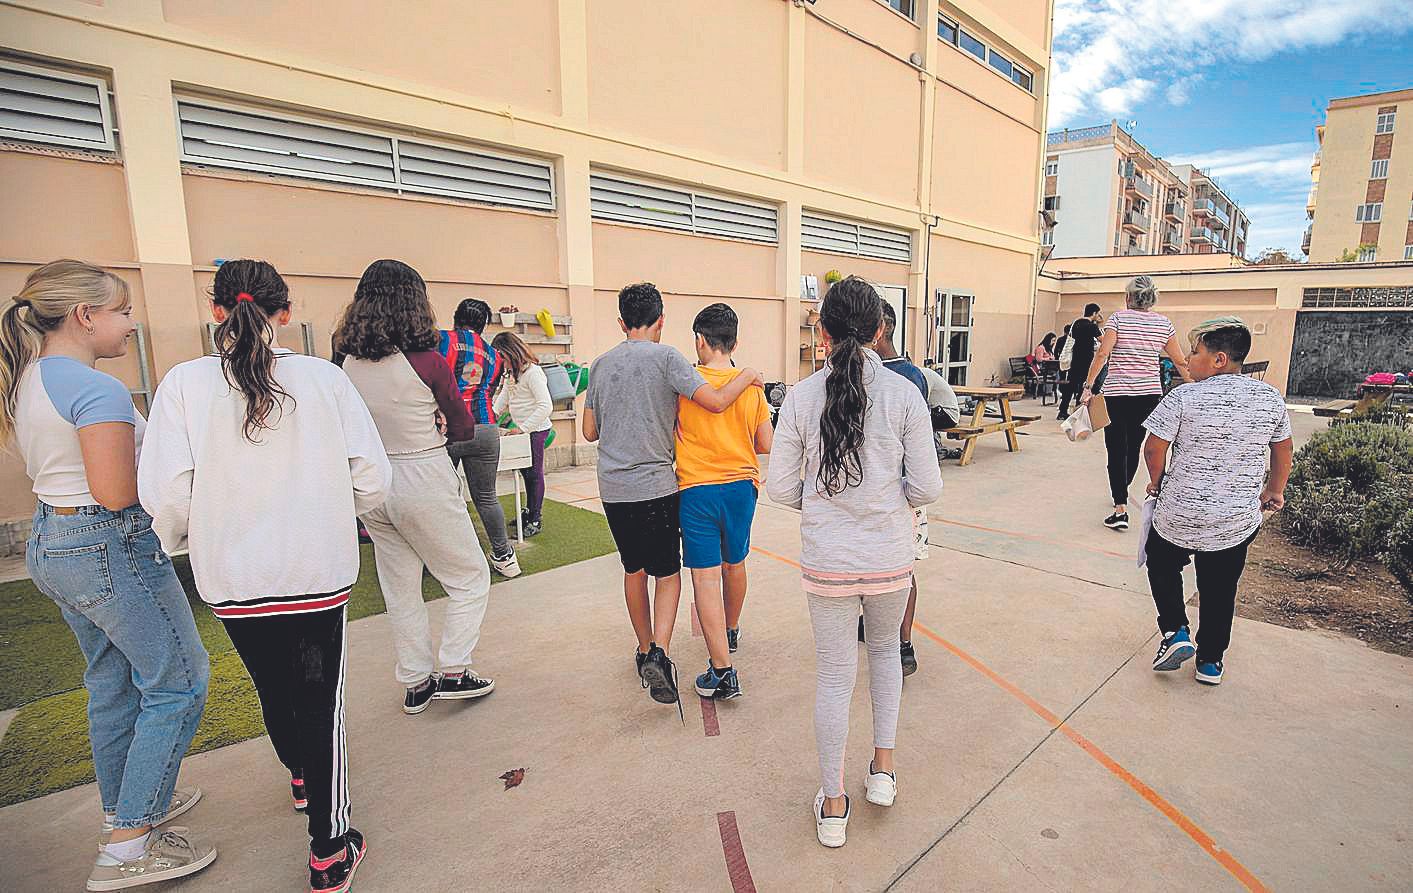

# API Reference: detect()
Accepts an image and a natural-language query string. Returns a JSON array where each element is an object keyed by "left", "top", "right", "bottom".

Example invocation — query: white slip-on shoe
[
  {"left": 865, "top": 763, "right": 897, "bottom": 807},
  {"left": 814, "top": 789, "right": 849, "bottom": 848}
]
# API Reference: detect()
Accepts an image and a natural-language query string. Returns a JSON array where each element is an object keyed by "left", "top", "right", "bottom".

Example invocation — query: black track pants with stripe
[{"left": 222, "top": 605, "right": 350, "bottom": 858}]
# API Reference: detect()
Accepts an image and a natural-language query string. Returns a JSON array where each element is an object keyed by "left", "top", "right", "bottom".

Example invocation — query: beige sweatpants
[{"left": 360, "top": 453, "right": 492, "bottom": 687}]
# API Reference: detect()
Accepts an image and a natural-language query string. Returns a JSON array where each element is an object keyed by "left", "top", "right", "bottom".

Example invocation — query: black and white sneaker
[
  {"left": 1103, "top": 512, "right": 1130, "bottom": 530},
  {"left": 310, "top": 828, "right": 365, "bottom": 893},
  {"left": 403, "top": 677, "right": 437, "bottom": 715},
  {"left": 638, "top": 644, "right": 679, "bottom": 705},
  {"left": 435, "top": 671, "right": 495, "bottom": 700},
  {"left": 900, "top": 641, "right": 918, "bottom": 677},
  {"left": 726, "top": 627, "right": 740, "bottom": 654}
]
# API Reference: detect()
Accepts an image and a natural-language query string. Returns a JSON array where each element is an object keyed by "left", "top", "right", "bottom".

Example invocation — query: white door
[{"left": 936, "top": 289, "right": 974, "bottom": 386}]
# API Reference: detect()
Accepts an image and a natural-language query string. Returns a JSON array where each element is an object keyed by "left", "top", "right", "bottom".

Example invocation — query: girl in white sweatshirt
[
  {"left": 139, "top": 260, "right": 390, "bottom": 893},
  {"left": 491, "top": 331, "right": 553, "bottom": 536}
]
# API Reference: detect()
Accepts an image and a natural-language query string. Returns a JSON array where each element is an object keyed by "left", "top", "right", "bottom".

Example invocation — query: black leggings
[{"left": 1102, "top": 394, "right": 1162, "bottom": 506}]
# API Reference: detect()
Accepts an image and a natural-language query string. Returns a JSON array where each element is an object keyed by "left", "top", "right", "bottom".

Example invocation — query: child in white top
[{"left": 492, "top": 331, "right": 553, "bottom": 536}]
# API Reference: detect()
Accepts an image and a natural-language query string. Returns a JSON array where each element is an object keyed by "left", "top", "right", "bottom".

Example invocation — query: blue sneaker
[
  {"left": 1195, "top": 660, "right": 1224, "bottom": 685},
  {"left": 694, "top": 664, "right": 742, "bottom": 699},
  {"left": 1152, "top": 628, "right": 1196, "bottom": 671}
]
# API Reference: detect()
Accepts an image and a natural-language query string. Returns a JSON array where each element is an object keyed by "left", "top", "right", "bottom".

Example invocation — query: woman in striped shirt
[{"left": 1081, "top": 276, "right": 1191, "bottom": 530}]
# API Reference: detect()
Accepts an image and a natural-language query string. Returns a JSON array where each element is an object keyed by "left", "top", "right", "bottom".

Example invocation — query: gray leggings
[
  {"left": 456, "top": 424, "right": 510, "bottom": 557},
  {"left": 807, "top": 587, "right": 910, "bottom": 798}
]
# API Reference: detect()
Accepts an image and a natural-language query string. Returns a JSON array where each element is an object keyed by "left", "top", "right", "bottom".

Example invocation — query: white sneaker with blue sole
[{"left": 1152, "top": 628, "right": 1196, "bottom": 671}]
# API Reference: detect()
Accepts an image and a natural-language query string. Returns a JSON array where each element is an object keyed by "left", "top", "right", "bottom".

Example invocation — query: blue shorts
[{"left": 679, "top": 480, "right": 758, "bottom": 569}]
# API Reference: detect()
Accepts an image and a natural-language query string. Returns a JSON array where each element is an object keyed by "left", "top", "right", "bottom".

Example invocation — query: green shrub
[
  {"left": 1289, "top": 423, "right": 1413, "bottom": 493},
  {"left": 1383, "top": 511, "right": 1413, "bottom": 595}
]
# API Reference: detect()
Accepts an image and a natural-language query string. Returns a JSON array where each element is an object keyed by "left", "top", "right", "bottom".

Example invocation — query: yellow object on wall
[{"left": 536, "top": 308, "right": 556, "bottom": 338}]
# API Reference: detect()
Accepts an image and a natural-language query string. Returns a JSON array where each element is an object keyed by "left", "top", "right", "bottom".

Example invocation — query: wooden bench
[{"left": 1313, "top": 399, "right": 1356, "bottom": 418}]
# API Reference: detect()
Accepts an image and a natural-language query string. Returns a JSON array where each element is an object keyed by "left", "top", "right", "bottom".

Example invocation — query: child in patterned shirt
[{"left": 1140, "top": 317, "right": 1293, "bottom": 686}]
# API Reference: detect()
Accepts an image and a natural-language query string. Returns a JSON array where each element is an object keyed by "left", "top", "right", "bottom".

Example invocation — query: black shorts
[{"left": 602, "top": 492, "right": 682, "bottom": 578}]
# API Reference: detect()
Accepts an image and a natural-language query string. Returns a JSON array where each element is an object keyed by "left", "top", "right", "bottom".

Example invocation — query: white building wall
[{"left": 1050, "top": 145, "right": 1116, "bottom": 257}]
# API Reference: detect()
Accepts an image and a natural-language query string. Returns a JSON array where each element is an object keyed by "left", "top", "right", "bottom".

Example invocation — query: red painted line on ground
[
  {"left": 748, "top": 544, "right": 1269, "bottom": 893},
  {"left": 700, "top": 694, "right": 720, "bottom": 737},
  {"left": 690, "top": 602, "right": 702, "bottom": 637},
  {"left": 928, "top": 514, "right": 1133, "bottom": 561},
  {"left": 716, "top": 811, "right": 757, "bottom": 893}
]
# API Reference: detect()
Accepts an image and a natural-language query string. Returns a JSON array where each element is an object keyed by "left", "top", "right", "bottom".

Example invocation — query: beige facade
[
  {"left": 1306, "top": 89, "right": 1413, "bottom": 263},
  {"left": 1043, "top": 122, "right": 1250, "bottom": 260},
  {"left": 1040, "top": 254, "right": 1413, "bottom": 400},
  {"left": 0, "top": 0, "right": 1054, "bottom": 526}
]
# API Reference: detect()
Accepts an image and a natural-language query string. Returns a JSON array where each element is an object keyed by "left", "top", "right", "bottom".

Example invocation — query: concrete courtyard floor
[{"left": 2, "top": 401, "right": 1410, "bottom": 891}]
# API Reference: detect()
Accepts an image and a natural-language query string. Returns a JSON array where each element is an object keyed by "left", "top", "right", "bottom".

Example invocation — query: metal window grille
[
  {"left": 176, "top": 98, "right": 554, "bottom": 210},
  {"left": 801, "top": 211, "right": 912, "bottom": 263},
  {"left": 589, "top": 172, "right": 777, "bottom": 244},
  {"left": 0, "top": 60, "right": 115, "bottom": 151}
]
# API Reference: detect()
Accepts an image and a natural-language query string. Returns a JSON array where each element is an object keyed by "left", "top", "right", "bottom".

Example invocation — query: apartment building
[
  {"left": 0, "top": 0, "right": 1053, "bottom": 537},
  {"left": 1043, "top": 122, "right": 1249, "bottom": 259},
  {"left": 1305, "top": 88, "right": 1413, "bottom": 263}
]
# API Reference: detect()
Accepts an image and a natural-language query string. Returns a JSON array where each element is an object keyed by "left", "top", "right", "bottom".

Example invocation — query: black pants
[
  {"left": 223, "top": 606, "right": 350, "bottom": 858},
  {"left": 1102, "top": 394, "right": 1162, "bottom": 506},
  {"left": 1146, "top": 526, "right": 1257, "bottom": 663}
]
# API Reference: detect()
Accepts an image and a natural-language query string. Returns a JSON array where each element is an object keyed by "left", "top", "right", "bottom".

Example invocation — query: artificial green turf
[{"left": 0, "top": 497, "right": 612, "bottom": 806}]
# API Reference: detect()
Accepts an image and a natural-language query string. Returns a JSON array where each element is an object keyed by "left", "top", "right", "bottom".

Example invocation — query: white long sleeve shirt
[
  {"left": 138, "top": 350, "right": 391, "bottom": 617},
  {"left": 491, "top": 363, "right": 553, "bottom": 434}
]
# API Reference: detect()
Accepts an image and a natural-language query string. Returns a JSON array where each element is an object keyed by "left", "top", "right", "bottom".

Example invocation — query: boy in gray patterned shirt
[{"left": 1140, "top": 317, "right": 1293, "bottom": 686}]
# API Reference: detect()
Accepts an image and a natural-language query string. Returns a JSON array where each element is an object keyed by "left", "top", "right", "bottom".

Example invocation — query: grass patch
[{"left": 0, "top": 497, "right": 612, "bottom": 807}]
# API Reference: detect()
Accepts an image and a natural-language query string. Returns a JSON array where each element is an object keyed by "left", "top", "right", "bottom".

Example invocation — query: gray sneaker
[
  {"left": 99, "top": 787, "right": 203, "bottom": 847},
  {"left": 87, "top": 827, "right": 217, "bottom": 891}
]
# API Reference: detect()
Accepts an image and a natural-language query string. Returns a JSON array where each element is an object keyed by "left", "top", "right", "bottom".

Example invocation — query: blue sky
[{"left": 1049, "top": 0, "right": 1413, "bottom": 256}]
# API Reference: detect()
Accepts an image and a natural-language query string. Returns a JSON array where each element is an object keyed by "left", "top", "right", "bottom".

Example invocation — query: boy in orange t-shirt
[{"left": 676, "top": 303, "right": 774, "bottom": 700}]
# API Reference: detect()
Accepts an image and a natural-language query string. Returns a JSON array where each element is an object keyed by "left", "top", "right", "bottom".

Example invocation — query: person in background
[
  {"left": 491, "top": 331, "right": 552, "bottom": 537},
  {"left": 140, "top": 260, "right": 389, "bottom": 893},
  {"left": 581, "top": 282, "right": 762, "bottom": 710},
  {"left": 2, "top": 260, "right": 215, "bottom": 890},
  {"left": 1057, "top": 303, "right": 1103, "bottom": 420},
  {"left": 1054, "top": 323, "right": 1074, "bottom": 419},
  {"left": 768, "top": 276, "right": 943, "bottom": 848},
  {"left": 872, "top": 299, "right": 933, "bottom": 678},
  {"left": 675, "top": 303, "right": 773, "bottom": 701},
  {"left": 919, "top": 360, "right": 961, "bottom": 458},
  {"left": 1141, "top": 318, "right": 1292, "bottom": 686},
  {"left": 1053, "top": 324, "right": 1071, "bottom": 366},
  {"left": 1034, "top": 332, "right": 1057, "bottom": 362},
  {"left": 439, "top": 298, "right": 520, "bottom": 577},
  {"left": 337, "top": 260, "right": 497, "bottom": 718},
  {"left": 1082, "top": 277, "right": 1191, "bottom": 530}
]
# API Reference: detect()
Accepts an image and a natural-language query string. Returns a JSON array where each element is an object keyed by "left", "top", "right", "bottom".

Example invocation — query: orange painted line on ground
[
  {"left": 912, "top": 618, "right": 1270, "bottom": 893},
  {"left": 930, "top": 514, "right": 1132, "bottom": 561},
  {"left": 747, "top": 544, "right": 1268, "bottom": 892},
  {"left": 546, "top": 484, "right": 601, "bottom": 503}
]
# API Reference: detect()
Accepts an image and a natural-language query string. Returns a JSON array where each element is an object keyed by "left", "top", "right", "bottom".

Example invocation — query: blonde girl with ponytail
[{"left": 3, "top": 260, "right": 216, "bottom": 890}]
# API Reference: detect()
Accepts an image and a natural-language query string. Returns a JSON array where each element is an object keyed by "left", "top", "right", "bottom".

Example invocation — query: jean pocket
[{"left": 40, "top": 542, "right": 116, "bottom": 611}]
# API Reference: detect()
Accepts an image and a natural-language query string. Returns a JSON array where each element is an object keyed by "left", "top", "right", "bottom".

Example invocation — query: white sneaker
[
  {"left": 490, "top": 550, "right": 522, "bottom": 578},
  {"left": 814, "top": 789, "right": 849, "bottom": 848},
  {"left": 87, "top": 827, "right": 217, "bottom": 891},
  {"left": 100, "top": 787, "right": 203, "bottom": 846},
  {"left": 865, "top": 764, "right": 897, "bottom": 807}
]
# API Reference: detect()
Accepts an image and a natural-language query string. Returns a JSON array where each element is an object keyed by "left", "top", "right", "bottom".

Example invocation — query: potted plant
[
  {"left": 823, "top": 269, "right": 842, "bottom": 285},
  {"left": 498, "top": 304, "right": 520, "bottom": 328}
]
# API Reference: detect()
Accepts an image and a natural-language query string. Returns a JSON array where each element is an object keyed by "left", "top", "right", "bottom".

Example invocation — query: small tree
[{"left": 1253, "top": 247, "right": 1301, "bottom": 265}]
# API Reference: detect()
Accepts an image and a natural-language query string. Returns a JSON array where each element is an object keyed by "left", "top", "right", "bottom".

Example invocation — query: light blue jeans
[{"left": 26, "top": 502, "right": 209, "bottom": 829}]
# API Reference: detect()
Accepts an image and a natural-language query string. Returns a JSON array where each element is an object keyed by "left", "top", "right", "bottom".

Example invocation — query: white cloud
[{"left": 1050, "top": 0, "right": 1413, "bottom": 127}]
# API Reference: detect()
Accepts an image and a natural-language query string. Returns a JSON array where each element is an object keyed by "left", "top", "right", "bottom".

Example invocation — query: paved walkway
[{"left": 2, "top": 403, "right": 1410, "bottom": 891}]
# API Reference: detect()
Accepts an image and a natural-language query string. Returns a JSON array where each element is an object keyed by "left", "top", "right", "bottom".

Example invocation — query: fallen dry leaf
[{"left": 499, "top": 768, "right": 526, "bottom": 790}]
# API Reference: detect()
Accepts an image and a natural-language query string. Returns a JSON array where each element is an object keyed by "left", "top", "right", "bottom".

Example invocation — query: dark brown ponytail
[
  {"left": 211, "top": 259, "right": 294, "bottom": 442},
  {"left": 816, "top": 276, "right": 880, "bottom": 497}
]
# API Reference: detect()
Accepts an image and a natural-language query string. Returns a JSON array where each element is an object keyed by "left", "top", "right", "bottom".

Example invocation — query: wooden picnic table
[{"left": 946, "top": 385, "right": 1037, "bottom": 466}]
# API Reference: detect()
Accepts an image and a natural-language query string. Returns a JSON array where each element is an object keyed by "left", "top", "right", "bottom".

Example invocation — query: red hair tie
[{"left": 235, "top": 292, "right": 255, "bottom": 303}]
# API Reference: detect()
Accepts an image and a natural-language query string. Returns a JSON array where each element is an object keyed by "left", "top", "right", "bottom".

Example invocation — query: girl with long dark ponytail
[
  {"left": 766, "top": 275, "right": 943, "bottom": 849},
  {"left": 210, "top": 260, "right": 295, "bottom": 441},
  {"left": 140, "top": 259, "right": 390, "bottom": 891}
]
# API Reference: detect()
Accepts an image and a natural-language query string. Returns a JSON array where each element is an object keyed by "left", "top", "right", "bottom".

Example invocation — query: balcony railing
[
  {"left": 1301, "top": 225, "right": 1312, "bottom": 253},
  {"left": 1046, "top": 124, "right": 1113, "bottom": 146},
  {"left": 1163, "top": 202, "right": 1183, "bottom": 221},
  {"left": 1192, "top": 198, "right": 1231, "bottom": 228},
  {"left": 1121, "top": 210, "right": 1149, "bottom": 233},
  {"left": 1190, "top": 226, "right": 1215, "bottom": 243},
  {"left": 1124, "top": 175, "right": 1154, "bottom": 200},
  {"left": 1123, "top": 244, "right": 1147, "bottom": 256}
]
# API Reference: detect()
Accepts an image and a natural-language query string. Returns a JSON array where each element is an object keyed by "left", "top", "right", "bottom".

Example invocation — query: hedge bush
[{"left": 1280, "top": 423, "right": 1413, "bottom": 592}]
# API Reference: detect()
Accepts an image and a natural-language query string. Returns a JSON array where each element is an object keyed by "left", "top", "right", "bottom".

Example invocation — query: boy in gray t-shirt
[
  {"left": 582, "top": 283, "right": 761, "bottom": 708},
  {"left": 1140, "top": 317, "right": 1293, "bottom": 686}
]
